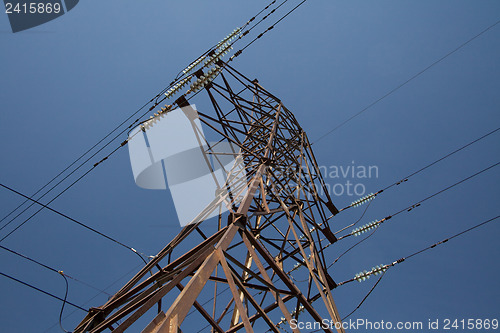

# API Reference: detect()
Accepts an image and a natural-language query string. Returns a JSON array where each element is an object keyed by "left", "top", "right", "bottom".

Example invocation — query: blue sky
[{"left": 1, "top": 1, "right": 499, "bottom": 332}]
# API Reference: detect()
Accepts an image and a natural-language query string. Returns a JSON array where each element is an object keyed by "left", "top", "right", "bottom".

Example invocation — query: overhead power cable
[
  {"left": 338, "top": 160, "right": 500, "bottom": 239},
  {"left": 0, "top": 242, "right": 80, "bottom": 329},
  {"left": 0, "top": 244, "right": 110, "bottom": 296},
  {"left": 0, "top": 244, "right": 60, "bottom": 273},
  {"left": 228, "top": 0, "right": 308, "bottom": 61},
  {"left": 302, "top": 154, "right": 500, "bottom": 269},
  {"left": 342, "top": 269, "right": 390, "bottom": 322},
  {"left": 311, "top": 19, "right": 500, "bottom": 144},
  {"left": 58, "top": 273, "right": 71, "bottom": 333},
  {"left": 343, "top": 215, "right": 500, "bottom": 278},
  {"left": 0, "top": 183, "right": 147, "bottom": 264},
  {"left": 336, "top": 215, "right": 500, "bottom": 315},
  {"left": 380, "top": 126, "right": 500, "bottom": 192},
  {"left": 0, "top": 270, "right": 87, "bottom": 312},
  {"left": 42, "top": 262, "right": 144, "bottom": 333},
  {"left": 172, "top": 0, "right": 283, "bottom": 81},
  {"left": 0, "top": 99, "right": 153, "bottom": 231},
  {"left": 325, "top": 126, "right": 500, "bottom": 220}
]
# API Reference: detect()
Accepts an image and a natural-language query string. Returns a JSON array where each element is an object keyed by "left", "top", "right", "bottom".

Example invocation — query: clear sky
[{"left": 1, "top": 1, "right": 499, "bottom": 332}]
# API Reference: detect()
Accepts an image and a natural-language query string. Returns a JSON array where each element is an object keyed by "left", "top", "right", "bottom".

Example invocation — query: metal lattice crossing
[{"left": 75, "top": 63, "right": 345, "bottom": 333}]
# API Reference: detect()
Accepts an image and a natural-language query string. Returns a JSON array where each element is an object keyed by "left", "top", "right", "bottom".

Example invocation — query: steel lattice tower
[{"left": 75, "top": 63, "right": 345, "bottom": 333}]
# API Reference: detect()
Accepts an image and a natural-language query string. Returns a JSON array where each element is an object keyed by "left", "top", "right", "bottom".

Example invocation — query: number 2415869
[
  {"left": 5, "top": 2, "right": 62, "bottom": 14},
  {"left": 443, "top": 318, "right": 498, "bottom": 330}
]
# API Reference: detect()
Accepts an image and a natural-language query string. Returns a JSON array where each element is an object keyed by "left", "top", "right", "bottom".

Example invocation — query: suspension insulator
[
  {"left": 164, "top": 76, "right": 192, "bottom": 100},
  {"left": 351, "top": 220, "right": 381, "bottom": 236},
  {"left": 182, "top": 56, "right": 206, "bottom": 75},
  {"left": 160, "top": 104, "right": 172, "bottom": 113},
  {"left": 355, "top": 264, "right": 387, "bottom": 282},
  {"left": 350, "top": 192, "right": 375, "bottom": 208},
  {"left": 205, "top": 43, "right": 233, "bottom": 67},
  {"left": 215, "top": 27, "right": 241, "bottom": 50},
  {"left": 182, "top": 27, "right": 240, "bottom": 75},
  {"left": 188, "top": 65, "right": 222, "bottom": 93}
]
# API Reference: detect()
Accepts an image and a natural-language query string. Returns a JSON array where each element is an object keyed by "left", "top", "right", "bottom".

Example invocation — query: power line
[
  {"left": 341, "top": 269, "right": 389, "bottom": 321},
  {"left": 337, "top": 215, "right": 500, "bottom": 287},
  {"left": 311, "top": 19, "right": 500, "bottom": 144},
  {"left": 0, "top": 243, "right": 137, "bottom": 331},
  {"left": 0, "top": 244, "right": 60, "bottom": 274},
  {"left": 229, "top": 0, "right": 308, "bottom": 59},
  {"left": 380, "top": 126, "right": 500, "bottom": 192},
  {"left": 0, "top": 244, "right": 111, "bottom": 296},
  {"left": 58, "top": 273, "right": 72, "bottom": 333},
  {"left": 0, "top": 182, "right": 147, "bottom": 264},
  {"left": 0, "top": 125, "right": 142, "bottom": 236},
  {"left": 405, "top": 215, "right": 500, "bottom": 260},
  {"left": 328, "top": 126, "right": 500, "bottom": 218},
  {"left": 172, "top": 0, "right": 283, "bottom": 81},
  {"left": 42, "top": 262, "right": 144, "bottom": 333},
  {"left": 387, "top": 161, "right": 500, "bottom": 219},
  {"left": 334, "top": 160, "right": 500, "bottom": 241},
  {"left": 0, "top": 270, "right": 87, "bottom": 312},
  {"left": 0, "top": 101, "right": 152, "bottom": 231},
  {"left": 329, "top": 125, "right": 500, "bottom": 221}
]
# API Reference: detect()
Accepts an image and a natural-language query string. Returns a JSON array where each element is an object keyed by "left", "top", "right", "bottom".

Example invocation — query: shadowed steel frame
[{"left": 75, "top": 63, "right": 345, "bottom": 333}]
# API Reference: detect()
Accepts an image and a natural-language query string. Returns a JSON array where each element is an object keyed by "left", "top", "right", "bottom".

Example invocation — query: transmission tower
[{"left": 75, "top": 61, "right": 345, "bottom": 333}]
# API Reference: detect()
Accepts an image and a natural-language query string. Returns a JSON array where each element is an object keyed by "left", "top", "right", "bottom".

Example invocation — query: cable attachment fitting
[
  {"left": 396, "top": 178, "right": 408, "bottom": 185},
  {"left": 354, "top": 264, "right": 388, "bottom": 282},
  {"left": 350, "top": 192, "right": 375, "bottom": 208},
  {"left": 352, "top": 219, "right": 381, "bottom": 236},
  {"left": 407, "top": 203, "right": 421, "bottom": 212}
]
